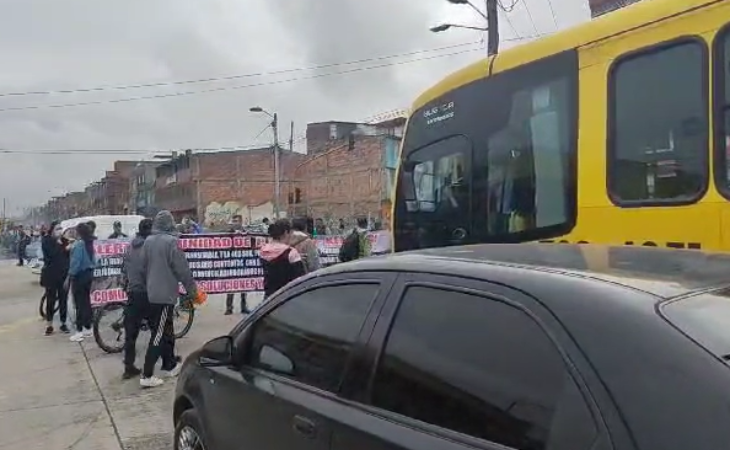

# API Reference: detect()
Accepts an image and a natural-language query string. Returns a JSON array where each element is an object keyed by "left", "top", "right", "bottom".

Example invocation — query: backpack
[{"left": 338, "top": 230, "right": 361, "bottom": 262}]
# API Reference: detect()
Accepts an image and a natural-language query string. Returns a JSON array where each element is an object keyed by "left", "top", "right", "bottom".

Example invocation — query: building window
[{"left": 608, "top": 40, "right": 708, "bottom": 205}]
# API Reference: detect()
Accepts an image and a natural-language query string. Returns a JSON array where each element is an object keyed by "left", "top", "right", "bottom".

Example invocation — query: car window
[
  {"left": 246, "top": 283, "right": 379, "bottom": 393},
  {"left": 661, "top": 288, "right": 730, "bottom": 357},
  {"left": 370, "top": 285, "right": 595, "bottom": 450}
]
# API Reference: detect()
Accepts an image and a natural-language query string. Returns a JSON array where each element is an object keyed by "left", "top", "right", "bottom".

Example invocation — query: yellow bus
[{"left": 392, "top": 0, "right": 730, "bottom": 253}]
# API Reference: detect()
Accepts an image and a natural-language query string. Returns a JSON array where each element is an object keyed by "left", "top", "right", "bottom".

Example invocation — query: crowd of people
[{"left": 34, "top": 211, "right": 373, "bottom": 388}]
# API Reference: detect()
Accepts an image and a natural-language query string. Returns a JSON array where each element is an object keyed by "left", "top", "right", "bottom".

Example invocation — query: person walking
[
  {"left": 140, "top": 210, "right": 197, "bottom": 388},
  {"left": 259, "top": 219, "right": 305, "bottom": 299},
  {"left": 289, "top": 217, "right": 321, "bottom": 273},
  {"left": 16, "top": 226, "right": 29, "bottom": 266},
  {"left": 338, "top": 216, "right": 372, "bottom": 263},
  {"left": 120, "top": 219, "right": 153, "bottom": 379},
  {"left": 225, "top": 215, "right": 248, "bottom": 315},
  {"left": 41, "top": 220, "right": 71, "bottom": 335},
  {"left": 68, "top": 222, "right": 96, "bottom": 342}
]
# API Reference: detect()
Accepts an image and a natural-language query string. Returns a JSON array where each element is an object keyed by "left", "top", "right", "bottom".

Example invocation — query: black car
[{"left": 173, "top": 243, "right": 730, "bottom": 450}]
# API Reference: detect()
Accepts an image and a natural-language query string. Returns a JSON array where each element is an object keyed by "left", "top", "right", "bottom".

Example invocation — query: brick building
[
  {"left": 130, "top": 161, "right": 161, "bottom": 217},
  {"left": 154, "top": 147, "right": 306, "bottom": 226},
  {"left": 288, "top": 133, "right": 402, "bottom": 226},
  {"left": 588, "top": 0, "right": 641, "bottom": 17}
]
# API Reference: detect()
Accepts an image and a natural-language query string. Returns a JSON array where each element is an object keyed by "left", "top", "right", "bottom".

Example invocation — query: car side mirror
[
  {"left": 258, "top": 345, "right": 294, "bottom": 375},
  {"left": 199, "top": 336, "right": 233, "bottom": 367}
]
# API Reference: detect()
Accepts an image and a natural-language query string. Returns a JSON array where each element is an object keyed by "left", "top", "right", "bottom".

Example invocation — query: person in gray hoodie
[
  {"left": 140, "top": 210, "right": 197, "bottom": 388},
  {"left": 120, "top": 218, "right": 152, "bottom": 380}
]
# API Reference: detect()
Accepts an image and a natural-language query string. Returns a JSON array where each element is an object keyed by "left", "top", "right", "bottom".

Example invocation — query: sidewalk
[{"left": 0, "top": 262, "right": 258, "bottom": 449}]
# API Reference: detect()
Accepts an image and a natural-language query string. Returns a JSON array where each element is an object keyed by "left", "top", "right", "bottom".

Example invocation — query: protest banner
[{"left": 89, "top": 231, "right": 391, "bottom": 305}]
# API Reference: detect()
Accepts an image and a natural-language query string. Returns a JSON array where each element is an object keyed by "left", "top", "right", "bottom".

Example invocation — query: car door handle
[{"left": 292, "top": 415, "right": 317, "bottom": 438}]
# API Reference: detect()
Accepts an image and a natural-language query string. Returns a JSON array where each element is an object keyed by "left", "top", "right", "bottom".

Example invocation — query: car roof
[{"left": 321, "top": 244, "right": 730, "bottom": 299}]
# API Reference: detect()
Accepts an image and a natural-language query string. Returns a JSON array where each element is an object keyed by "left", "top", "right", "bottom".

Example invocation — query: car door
[
  {"left": 202, "top": 272, "right": 396, "bottom": 450},
  {"left": 329, "top": 273, "right": 619, "bottom": 450}
]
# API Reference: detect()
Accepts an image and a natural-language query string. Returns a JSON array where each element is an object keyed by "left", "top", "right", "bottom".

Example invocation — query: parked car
[{"left": 173, "top": 243, "right": 730, "bottom": 450}]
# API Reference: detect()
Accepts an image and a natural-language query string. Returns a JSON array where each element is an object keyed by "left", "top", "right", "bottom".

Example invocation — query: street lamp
[
  {"left": 435, "top": 0, "right": 499, "bottom": 55},
  {"left": 430, "top": 23, "right": 487, "bottom": 32},
  {"left": 250, "top": 106, "right": 281, "bottom": 219}
]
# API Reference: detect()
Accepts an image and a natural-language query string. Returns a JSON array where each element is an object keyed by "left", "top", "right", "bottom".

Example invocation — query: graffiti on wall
[{"left": 204, "top": 201, "right": 281, "bottom": 226}]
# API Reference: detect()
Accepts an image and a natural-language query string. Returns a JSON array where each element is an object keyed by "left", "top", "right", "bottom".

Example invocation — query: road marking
[{"left": 0, "top": 317, "right": 38, "bottom": 335}]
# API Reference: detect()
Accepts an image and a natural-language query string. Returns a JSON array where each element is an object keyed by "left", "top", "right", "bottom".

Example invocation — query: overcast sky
[{"left": 0, "top": 0, "right": 590, "bottom": 215}]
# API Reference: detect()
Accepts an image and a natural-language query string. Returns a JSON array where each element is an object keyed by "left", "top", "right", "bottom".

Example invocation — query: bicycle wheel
[
  {"left": 172, "top": 302, "right": 195, "bottom": 339},
  {"left": 93, "top": 302, "right": 126, "bottom": 354},
  {"left": 38, "top": 293, "right": 59, "bottom": 320},
  {"left": 39, "top": 293, "right": 47, "bottom": 319}
]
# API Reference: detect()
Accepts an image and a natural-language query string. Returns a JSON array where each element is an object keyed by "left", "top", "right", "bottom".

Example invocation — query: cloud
[{"left": 0, "top": 0, "right": 589, "bottom": 216}]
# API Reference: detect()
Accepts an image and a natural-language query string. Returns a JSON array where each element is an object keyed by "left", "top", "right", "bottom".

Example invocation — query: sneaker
[
  {"left": 82, "top": 328, "right": 93, "bottom": 338},
  {"left": 140, "top": 376, "right": 165, "bottom": 388},
  {"left": 224, "top": 310, "right": 232, "bottom": 316},
  {"left": 59, "top": 324, "right": 70, "bottom": 334},
  {"left": 44, "top": 326, "right": 54, "bottom": 336},
  {"left": 122, "top": 366, "right": 142, "bottom": 380},
  {"left": 69, "top": 332, "right": 84, "bottom": 342},
  {"left": 161, "top": 364, "right": 182, "bottom": 378}
]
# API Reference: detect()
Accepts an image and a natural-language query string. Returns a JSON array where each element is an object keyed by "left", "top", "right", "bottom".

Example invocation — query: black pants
[
  {"left": 123, "top": 291, "right": 150, "bottom": 369},
  {"left": 17, "top": 250, "right": 24, "bottom": 266},
  {"left": 45, "top": 281, "right": 69, "bottom": 324},
  {"left": 71, "top": 270, "right": 93, "bottom": 331},
  {"left": 143, "top": 303, "right": 176, "bottom": 377},
  {"left": 225, "top": 293, "right": 248, "bottom": 313}
]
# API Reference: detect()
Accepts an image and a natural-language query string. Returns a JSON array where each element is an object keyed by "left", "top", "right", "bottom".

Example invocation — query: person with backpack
[
  {"left": 289, "top": 217, "right": 321, "bottom": 273},
  {"left": 338, "top": 217, "right": 371, "bottom": 263},
  {"left": 259, "top": 219, "right": 306, "bottom": 298}
]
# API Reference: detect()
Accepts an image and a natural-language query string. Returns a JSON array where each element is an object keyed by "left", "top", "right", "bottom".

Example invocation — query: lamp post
[
  {"left": 432, "top": 0, "right": 499, "bottom": 56},
  {"left": 250, "top": 106, "right": 281, "bottom": 219}
]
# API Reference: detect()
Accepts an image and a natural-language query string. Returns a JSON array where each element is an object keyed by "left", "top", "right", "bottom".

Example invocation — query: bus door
[{"left": 396, "top": 135, "right": 474, "bottom": 249}]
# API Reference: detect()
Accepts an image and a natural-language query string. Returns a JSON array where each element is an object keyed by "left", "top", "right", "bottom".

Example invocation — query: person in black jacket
[
  {"left": 225, "top": 215, "right": 249, "bottom": 315},
  {"left": 259, "top": 219, "right": 305, "bottom": 298},
  {"left": 41, "top": 220, "right": 71, "bottom": 335},
  {"left": 120, "top": 219, "right": 153, "bottom": 379}
]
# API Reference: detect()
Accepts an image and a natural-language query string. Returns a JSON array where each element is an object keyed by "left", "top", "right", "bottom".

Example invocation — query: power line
[
  {"left": 0, "top": 47, "right": 482, "bottom": 113},
  {"left": 0, "top": 42, "right": 482, "bottom": 99},
  {"left": 0, "top": 35, "right": 539, "bottom": 114},
  {"left": 520, "top": 0, "right": 539, "bottom": 35},
  {"left": 544, "top": 0, "right": 559, "bottom": 29}
]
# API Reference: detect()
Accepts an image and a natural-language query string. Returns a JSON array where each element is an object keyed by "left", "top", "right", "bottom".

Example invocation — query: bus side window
[
  {"left": 608, "top": 40, "right": 708, "bottom": 205},
  {"left": 713, "top": 26, "right": 730, "bottom": 199}
]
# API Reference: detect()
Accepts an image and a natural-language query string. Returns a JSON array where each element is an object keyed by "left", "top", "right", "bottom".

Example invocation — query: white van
[{"left": 60, "top": 215, "right": 145, "bottom": 240}]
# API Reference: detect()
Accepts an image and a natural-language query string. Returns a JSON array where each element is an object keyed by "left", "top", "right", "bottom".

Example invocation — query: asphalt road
[{"left": 0, "top": 261, "right": 261, "bottom": 450}]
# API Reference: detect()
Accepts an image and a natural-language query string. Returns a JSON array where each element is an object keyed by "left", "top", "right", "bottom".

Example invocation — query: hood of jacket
[
  {"left": 259, "top": 241, "right": 292, "bottom": 262},
  {"left": 153, "top": 210, "right": 177, "bottom": 234},
  {"left": 289, "top": 230, "right": 310, "bottom": 247},
  {"left": 131, "top": 235, "right": 146, "bottom": 248}
]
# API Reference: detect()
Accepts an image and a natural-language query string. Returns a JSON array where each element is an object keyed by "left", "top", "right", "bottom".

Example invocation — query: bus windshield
[{"left": 393, "top": 50, "right": 578, "bottom": 252}]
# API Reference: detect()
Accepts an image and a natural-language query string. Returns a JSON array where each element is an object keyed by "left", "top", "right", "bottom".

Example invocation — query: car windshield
[{"left": 661, "top": 288, "right": 730, "bottom": 358}]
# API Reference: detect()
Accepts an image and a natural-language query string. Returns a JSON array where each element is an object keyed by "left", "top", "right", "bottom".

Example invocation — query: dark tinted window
[
  {"left": 609, "top": 41, "right": 707, "bottom": 204},
  {"left": 371, "top": 286, "right": 594, "bottom": 450},
  {"left": 247, "top": 283, "right": 378, "bottom": 392},
  {"left": 394, "top": 50, "right": 577, "bottom": 252},
  {"left": 714, "top": 29, "right": 730, "bottom": 198}
]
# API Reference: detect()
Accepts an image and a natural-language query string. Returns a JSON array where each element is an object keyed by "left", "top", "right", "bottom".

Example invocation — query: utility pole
[
  {"left": 289, "top": 121, "right": 294, "bottom": 151},
  {"left": 485, "top": 0, "right": 500, "bottom": 56},
  {"left": 272, "top": 113, "right": 281, "bottom": 219}
]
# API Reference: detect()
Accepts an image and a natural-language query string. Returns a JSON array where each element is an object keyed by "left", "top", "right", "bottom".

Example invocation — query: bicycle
[{"left": 92, "top": 297, "right": 197, "bottom": 354}]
